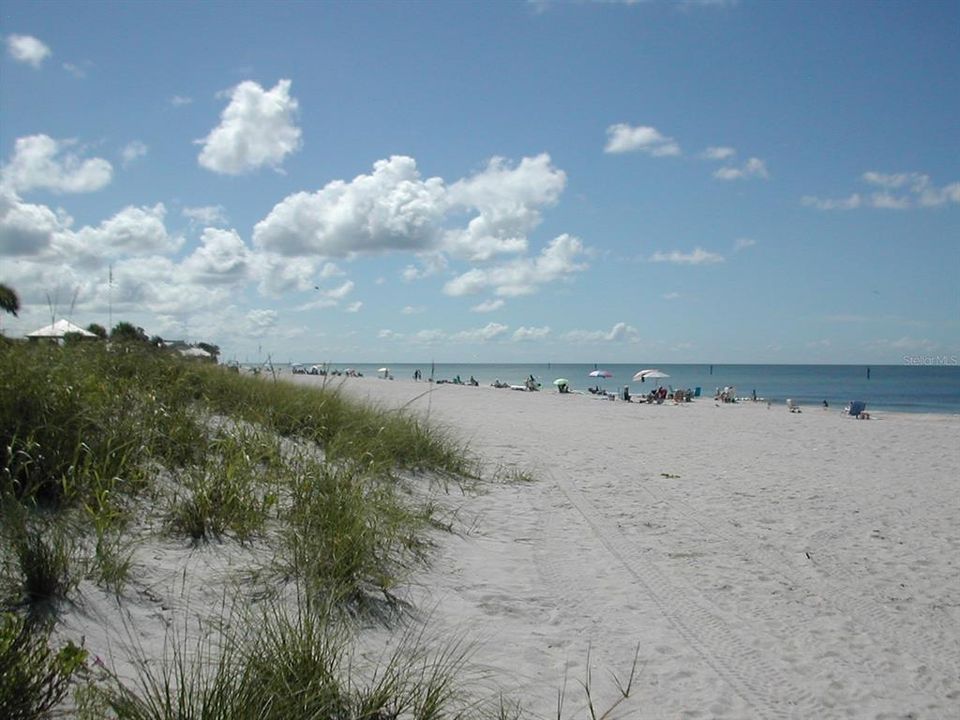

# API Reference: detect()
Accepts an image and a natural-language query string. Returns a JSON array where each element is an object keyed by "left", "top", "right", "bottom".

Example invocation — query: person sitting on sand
[{"left": 557, "top": 381, "right": 569, "bottom": 394}]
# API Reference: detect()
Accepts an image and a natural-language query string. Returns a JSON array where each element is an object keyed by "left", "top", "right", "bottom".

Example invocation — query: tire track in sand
[
  {"left": 539, "top": 468, "right": 838, "bottom": 720},
  {"left": 631, "top": 479, "right": 960, "bottom": 699}
]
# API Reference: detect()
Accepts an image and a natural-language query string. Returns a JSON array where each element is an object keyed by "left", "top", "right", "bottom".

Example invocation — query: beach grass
[
  {"left": 0, "top": 340, "right": 492, "bottom": 716},
  {"left": 0, "top": 611, "right": 88, "bottom": 720},
  {"left": 78, "top": 595, "right": 498, "bottom": 720}
]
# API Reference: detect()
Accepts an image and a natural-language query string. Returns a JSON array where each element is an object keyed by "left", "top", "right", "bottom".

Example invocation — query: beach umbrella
[
  {"left": 633, "top": 369, "right": 669, "bottom": 382},
  {"left": 553, "top": 378, "right": 570, "bottom": 386},
  {"left": 588, "top": 369, "right": 613, "bottom": 378}
]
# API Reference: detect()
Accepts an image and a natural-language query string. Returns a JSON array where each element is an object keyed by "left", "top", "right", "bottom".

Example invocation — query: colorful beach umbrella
[{"left": 588, "top": 369, "right": 613, "bottom": 378}]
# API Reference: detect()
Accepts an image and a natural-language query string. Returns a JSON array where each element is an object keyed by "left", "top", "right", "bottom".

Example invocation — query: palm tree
[{"left": 0, "top": 284, "right": 20, "bottom": 317}]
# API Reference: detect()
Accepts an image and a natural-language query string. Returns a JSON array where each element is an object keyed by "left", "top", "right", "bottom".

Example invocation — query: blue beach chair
[{"left": 845, "top": 400, "right": 867, "bottom": 418}]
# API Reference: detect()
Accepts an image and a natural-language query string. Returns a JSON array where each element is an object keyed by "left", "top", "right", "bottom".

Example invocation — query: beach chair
[
  {"left": 787, "top": 399, "right": 801, "bottom": 413},
  {"left": 844, "top": 400, "right": 868, "bottom": 418}
]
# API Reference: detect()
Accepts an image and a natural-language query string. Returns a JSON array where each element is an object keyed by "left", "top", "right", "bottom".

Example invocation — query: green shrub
[{"left": 0, "top": 612, "right": 88, "bottom": 720}]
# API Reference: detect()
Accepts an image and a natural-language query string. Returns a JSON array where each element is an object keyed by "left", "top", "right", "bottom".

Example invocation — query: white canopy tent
[{"left": 26, "top": 319, "right": 97, "bottom": 340}]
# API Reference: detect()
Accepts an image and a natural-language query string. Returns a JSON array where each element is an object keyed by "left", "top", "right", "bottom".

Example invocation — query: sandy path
[{"left": 317, "top": 376, "right": 960, "bottom": 720}]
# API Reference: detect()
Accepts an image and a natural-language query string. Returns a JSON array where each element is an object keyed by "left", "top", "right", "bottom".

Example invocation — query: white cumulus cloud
[
  {"left": 512, "top": 326, "right": 551, "bottom": 342},
  {"left": 254, "top": 155, "right": 445, "bottom": 257},
  {"left": 296, "top": 280, "right": 355, "bottom": 310},
  {"left": 604, "top": 124, "right": 681, "bottom": 156},
  {"left": 451, "top": 322, "right": 509, "bottom": 343},
  {"left": 702, "top": 146, "right": 736, "bottom": 160},
  {"left": 471, "top": 298, "right": 505, "bottom": 313},
  {"left": 443, "top": 234, "right": 588, "bottom": 298},
  {"left": 714, "top": 157, "right": 768, "bottom": 181},
  {"left": 252, "top": 153, "right": 573, "bottom": 282},
  {"left": 197, "top": 79, "right": 302, "bottom": 175},
  {"left": 6, "top": 35, "right": 51, "bottom": 68},
  {"left": 414, "top": 329, "right": 446, "bottom": 344},
  {"left": 1, "top": 135, "right": 113, "bottom": 194},
  {"left": 564, "top": 322, "right": 638, "bottom": 344},
  {"left": 443, "top": 153, "right": 566, "bottom": 260},
  {"left": 183, "top": 205, "right": 228, "bottom": 227},
  {"left": 62, "top": 62, "right": 87, "bottom": 79},
  {"left": 402, "top": 253, "right": 448, "bottom": 281},
  {"left": 244, "top": 309, "right": 279, "bottom": 336},
  {"left": 121, "top": 141, "right": 148, "bottom": 167},
  {"left": 801, "top": 193, "right": 862, "bottom": 210},
  {"left": 181, "top": 228, "right": 250, "bottom": 285},
  {"left": 649, "top": 247, "right": 724, "bottom": 265},
  {"left": 318, "top": 262, "right": 345, "bottom": 278},
  {"left": 0, "top": 189, "right": 70, "bottom": 256},
  {"left": 862, "top": 171, "right": 928, "bottom": 191},
  {"left": 254, "top": 252, "right": 319, "bottom": 295},
  {"left": 803, "top": 172, "right": 960, "bottom": 210},
  {"left": 69, "top": 203, "right": 182, "bottom": 260}
]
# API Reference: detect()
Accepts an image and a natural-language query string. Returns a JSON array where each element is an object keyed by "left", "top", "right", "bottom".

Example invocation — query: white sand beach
[
  {"left": 57, "top": 374, "right": 960, "bottom": 720},
  {"left": 310, "top": 375, "right": 960, "bottom": 720}
]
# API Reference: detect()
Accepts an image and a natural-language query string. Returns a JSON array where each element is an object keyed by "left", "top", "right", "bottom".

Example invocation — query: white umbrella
[
  {"left": 633, "top": 369, "right": 670, "bottom": 382},
  {"left": 588, "top": 369, "right": 613, "bottom": 378}
]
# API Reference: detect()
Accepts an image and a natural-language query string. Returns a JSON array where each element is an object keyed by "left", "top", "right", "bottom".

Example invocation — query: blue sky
[{"left": 1, "top": 0, "right": 957, "bottom": 364}]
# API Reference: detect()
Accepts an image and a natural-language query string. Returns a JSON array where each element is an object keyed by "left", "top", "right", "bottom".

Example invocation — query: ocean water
[{"left": 266, "top": 361, "right": 960, "bottom": 415}]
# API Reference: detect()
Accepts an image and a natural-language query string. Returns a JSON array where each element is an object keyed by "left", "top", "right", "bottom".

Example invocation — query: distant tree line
[{"left": 0, "top": 283, "right": 219, "bottom": 360}]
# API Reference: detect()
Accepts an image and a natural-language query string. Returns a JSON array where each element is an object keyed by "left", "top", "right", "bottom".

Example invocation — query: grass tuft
[{"left": 0, "top": 612, "right": 88, "bottom": 720}]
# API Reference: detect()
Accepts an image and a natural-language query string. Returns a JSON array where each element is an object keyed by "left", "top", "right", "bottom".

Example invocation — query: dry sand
[{"left": 320, "top": 375, "right": 960, "bottom": 720}]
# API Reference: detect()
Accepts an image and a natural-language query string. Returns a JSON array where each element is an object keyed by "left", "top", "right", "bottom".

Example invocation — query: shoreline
[
  {"left": 289, "top": 372, "right": 960, "bottom": 419},
  {"left": 271, "top": 362, "right": 960, "bottom": 417}
]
